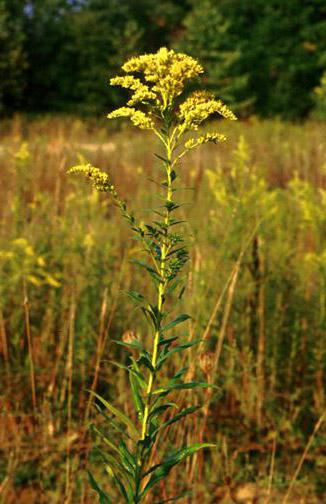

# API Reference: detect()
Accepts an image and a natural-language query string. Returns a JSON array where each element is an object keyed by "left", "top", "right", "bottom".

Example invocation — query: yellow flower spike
[
  {"left": 185, "top": 132, "right": 227, "bottom": 151},
  {"left": 117, "top": 47, "right": 203, "bottom": 109},
  {"left": 107, "top": 107, "right": 154, "bottom": 130},
  {"left": 68, "top": 164, "right": 112, "bottom": 192},
  {"left": 179, "top": 90, "right": 237, "bottom": 130},
  {"left": 110, "top": 76, "right": 156, "bottom": 106}
]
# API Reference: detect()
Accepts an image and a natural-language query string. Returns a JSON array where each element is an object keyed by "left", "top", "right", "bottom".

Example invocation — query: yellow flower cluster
[
  {"left": 185, "top": 132, "right": 227, "bottom": 150},
  {"left": 179, "top": 91, "right": 237, "bottom": 130},
  {"left": 107, "top": 107, "right": 154, "bottom": 130},
  {"left": 110, "top": 76, "right": 156, "bottom": 106},
  {"left": 68, "top": 164, "right": 113, "bottom": 192},
  {"left": 106, "top": 48, "right": 236, "bottom": 135},
  {"left": 122, "top": 47, "right": 203, "bottom": 104}
]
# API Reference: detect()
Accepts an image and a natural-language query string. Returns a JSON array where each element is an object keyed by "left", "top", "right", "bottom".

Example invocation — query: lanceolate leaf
[
  {"left": 110, "top": 468, "right": 133, "bottom": 504},
  {"left": 112, "top": 339, "right": 143, "bottom": 351},
  {"left": 89, "top": 391, "right": 139, "bottom": 439},
  {"left": 161, "top": 314, "right": 191, "bottom": 333},
  {"left": 125, "top": 290, "right": 147, "bottom": 305},
  {"left": 108, "top": 361, "right": 146, "bottom": 389},
  {"left": 131, "top": 259, "right": 162, "bottom": 282},
  {"left": 156, "top": 340, "right": 201, "bottom": 369},
  {"left": 91, "top": 424, "right": 120, "bottom": 456},
  {"left": 158, "top": 336, "right": 179, "bottom": 347},
  {"left": 155, "top": 406, "right": 201, "bottom": 433},
  {"left": 148, "top": 403, "right": 176, "bottom": 421},
  {"left": 118, "top": 440, "right": 137, "bottom": 475},
  {"left": 153, "top": 381, "right": 212, "bottom": 394},
  {"left": 129, "top": 371, "right": 144, "bottom": 418},
  {"left": 93, "top": 404, "right": 135, "bottom": 442},
  {"left": 140, "top": 444, "right": 215, "bottom": 497},
  {"left": 87, "top": 470, "right": 112, "bottom": 504},
  {"left": 97, "top": 447, "right": 129, "bottom": 478}
]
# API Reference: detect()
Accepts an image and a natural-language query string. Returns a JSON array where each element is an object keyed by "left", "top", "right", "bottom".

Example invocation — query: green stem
[{"left": 135, "top": 121, "right": 174, "bottom": 501}]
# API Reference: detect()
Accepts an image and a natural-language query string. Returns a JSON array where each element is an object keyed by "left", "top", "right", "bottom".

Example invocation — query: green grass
[{"left": 0, "top": 116, "right": 325, "bottom": 503}]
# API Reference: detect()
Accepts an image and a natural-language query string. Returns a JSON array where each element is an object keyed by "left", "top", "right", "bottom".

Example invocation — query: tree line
[{"left": 1, "top": 0, "right": 325, "bottom": 119}]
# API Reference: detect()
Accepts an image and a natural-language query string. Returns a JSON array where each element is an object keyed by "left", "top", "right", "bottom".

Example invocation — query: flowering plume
[{"left": 107, "top": 47, "right": 236, "bottom": 150}]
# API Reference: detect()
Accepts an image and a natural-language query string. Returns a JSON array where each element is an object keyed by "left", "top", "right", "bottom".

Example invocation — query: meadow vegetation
[{"left": 0, "top": 114, "right": 325, "bottom": 502}]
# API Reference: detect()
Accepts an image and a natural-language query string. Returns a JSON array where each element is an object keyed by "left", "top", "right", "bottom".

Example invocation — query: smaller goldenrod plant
[{"left": 69, "top": 47, "right": 236, "bottom": 503}]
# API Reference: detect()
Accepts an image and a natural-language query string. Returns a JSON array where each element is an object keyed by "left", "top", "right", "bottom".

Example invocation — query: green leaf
[
  {"left": 154, "top": 153, "right": 169, "bottom": 164},
  {"left": 157, "top": 340, "right": 201, "bottom": 369},
  {"left": 118, "top": 440, "right": 137, "bottom": 475},
  {"left": 158, "top": 336, "right": 179, "bottom": 347},
  {"left": 169, "top": 219, "right": 186, "bottom": 227},
  {"left": 138, "top": 352, "right": 155, "bottom": 372},
  {"left": 131, "top": 259, "right": 161, "bottom": 282},
  {"left": 110, "top": 468, "right": 132, "bottom": 503},
  {"left": 87, "top": 470, "right": 112, "bottom": 504},
  {"left": 148, "top": 403, "right": 176, "bottom": 422},
  {"left": 156, "top": 406, "right": 201, "bottom": 433},
  {"left": 178, "top": 285, "right": 186, "bottom": 300},
  {"left": 171, "top": 367, "right": 188, "bottom": 380},
  {"left": 166, "top": 247, "right": 187, "bottom": 258},
  {"left": 93, "top": 404, "right": 130, "bottom": 439},
  {"left": 89, "top": 391, "right": 138, "bottom": 439},
  {"left": 96, "top": 447, "right": 128, "bottom": 477},
  {"left": 112, "top": 339, "right": 143, "bottom": 351},
  {"left": 91, "top": 424, "right": 120, "bottom": 456},
  {"left": 141, "top": 444, "right": 215, "bottom": 497},
  {"left": 153, "top": 382, "right": 212, "bottom": 394},
  {"left": 163, "top": 201, "right": 180, "bottom": 212},
  {"left": 140, "top": 307, "right": 159, "bottom": 330},
  {"left": 125, "top": 290, "right": 147, "bottom": 305},
  {"left": 108, "top": 361, "right": 146, "bottom": 389},
  {"left": 129, "top": 370, "right": 144, "bottom": 418},
  {"left": 161, "top": 314, "right": 191, "bottom": 333}
]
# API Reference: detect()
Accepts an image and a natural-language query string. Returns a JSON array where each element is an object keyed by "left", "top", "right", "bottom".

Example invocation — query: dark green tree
[
  {"left": 0, "top": 0, "right": 26, "bottom": 114},
  {"left": 176, "top": 0, "right": 252, "bottom": 114},
  {"left": 178, "top": 0, "right": 326, "bottom": 119},
  {"left": 22, "top": 0, "right": 78, "bottom": 112},
  {"left": 217, "top": 0, "right": 326, "bottom": 119}
]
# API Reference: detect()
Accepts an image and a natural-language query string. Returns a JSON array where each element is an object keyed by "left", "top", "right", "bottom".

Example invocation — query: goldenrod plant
[{"left": 69, "top": 47, "right": 236, "bottom": 503}]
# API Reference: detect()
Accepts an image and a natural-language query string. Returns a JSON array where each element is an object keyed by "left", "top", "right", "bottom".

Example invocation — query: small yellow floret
[
  {"left": 107, "top": 107, "right": 154, "bottom": 130},
  {"left": 179, "top": 91, "right": 237, "bottom": 130},
  {"left": 110, "top": 76, "right": 156, "bottom": 106},
  {"left": 68, "top": 164, "right": 112, "bottom": 192},
  {"left": 121, "top": 47, "right": 203, "bottom": 104},
  {"left": 185, "top": 133, "right": 227, "bottom": 150}
]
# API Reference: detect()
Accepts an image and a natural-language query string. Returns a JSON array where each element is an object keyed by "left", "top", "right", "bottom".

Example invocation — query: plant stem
[{"left": 136, "top": 122, "right": 174, "bottom": 500}]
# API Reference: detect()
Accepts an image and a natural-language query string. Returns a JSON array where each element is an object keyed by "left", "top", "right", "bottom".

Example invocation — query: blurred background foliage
[{"left": 0, "top": 0, "right": 326, "bottom": 118}]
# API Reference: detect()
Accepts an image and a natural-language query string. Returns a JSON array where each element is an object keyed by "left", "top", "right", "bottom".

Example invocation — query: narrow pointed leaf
[
  {"left": 156, "top": 406, "right": 201, "bottom": 433},
  {"left": 141, "top": 444, "right": 215, "bottom": 497},
  {"left": 112, "top": 339, "right": 143, "bottom": 351},
  {"left": 89, "top": 391, "right": 138, "bottom": 439},
  {"left": 87, "top": 470, "right": 112, "bottom": 504},
  {"left": 129, "top": 371, "right": 144, "bottom": 418},
  {"left": 125, "top": 290, "right": 147, "bottom": 304},
  {"left": 153, "top": 382, "right": 213, "bottom": 394},
  {"left": 161, "top": 314, "right": 190, "bottom": 333},
  {"left": 91, "top": 424, "right": 120, "bottom": 455},
  {"left": 108, "top": 361, "right": 146, "bottom": 388}
]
